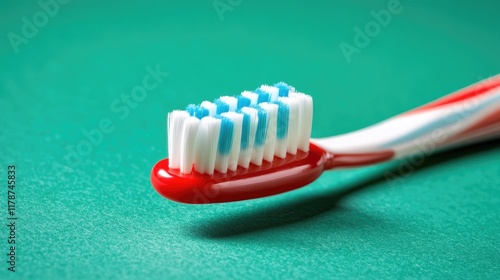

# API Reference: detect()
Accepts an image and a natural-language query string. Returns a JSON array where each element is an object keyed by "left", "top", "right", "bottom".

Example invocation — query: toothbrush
[{"left": 151, "top": 76, "right": 500, "bottom": 204}]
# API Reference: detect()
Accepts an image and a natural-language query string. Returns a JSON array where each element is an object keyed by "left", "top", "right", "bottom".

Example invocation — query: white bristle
[
  {"left": 221, "top": 112, "right": 243, "bottom": 171},
  {"left": 241, "top": 91, "right": 259, "bottom": 105},
  {"left": 215, "top": 150, "right": 230, "bottom": 174},
  {"left": 289, "top": 92, "right": 313, "bottom": 152},
  {"left": 201, "top": 101, "right": 217, "bottom": 116},
  {"left": 274, "top": 105, "right": 288, "bottom": 159},
  {"left": 259, "top": 102, "right": 278, "bottom": 162},
  {"left": 214, "top": 131, "right": 234, "bottom": 173},
  {"left": 220, "top": 96, "right": 238, "bottom": 111},
  {"left": 168, "top": 110, "right": 190, "bottom": 169},
  {"left": 179, "top": 117, "right": 200, "bottom": 174},
  {"left": 279, "top": 96, "right": 300, "bottom": 155},
  {"left": 260, "top": 85, "right": 279, "bottom": 102},
  {"left": 193, "top": 117, "right": 221, "bottom": 175},
  {"left": 250, "top": 109, "right": 268, "bottom": 166},
  {"left": 238, "top": 107, "right": 258, "bottom": 168}
]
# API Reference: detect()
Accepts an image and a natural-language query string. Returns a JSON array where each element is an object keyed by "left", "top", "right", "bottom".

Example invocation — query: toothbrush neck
[{"left": 320, "top": 148, "right": 395, "bottom": 170}]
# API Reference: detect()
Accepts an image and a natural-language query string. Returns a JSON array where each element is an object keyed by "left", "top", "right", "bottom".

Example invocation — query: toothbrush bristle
[{"left": 167, "top": 83, "right": 313, "bottom": 175}]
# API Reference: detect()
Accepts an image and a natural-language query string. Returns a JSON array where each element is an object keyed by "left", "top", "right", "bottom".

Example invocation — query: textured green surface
[{"left": 1, "top": 0, "right": 500, "bottom": 279}]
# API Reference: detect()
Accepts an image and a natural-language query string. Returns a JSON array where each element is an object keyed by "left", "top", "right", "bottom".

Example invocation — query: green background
[{"left": 1, "top": 0, "right": 499, "bottom": 279}]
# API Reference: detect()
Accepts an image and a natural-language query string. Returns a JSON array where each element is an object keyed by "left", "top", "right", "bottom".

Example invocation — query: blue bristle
[
  {"left": 255, "top": 88, "right": 270, "bottom": 103},
  {"left": 275, "top": 82, "right": 291, "bottom": 97},
  {"left": 216, "top": 116, "right": 234, "bottom": 155},
  {"left": 194, "top": 106, "right": 209, "bottom": 119},
  {"left": 185, "top": 104, "right": 197, "bottom": 116},
  {"left": 214, "top": 99, "right": 229, "bottom": 114},
  {"left": 275, "top": 101, "right": 289, "bottom": 139},
  {"left": 252, "top": 106, "right": 268, "bottom": 146},
  {"left": 237, "top": 96, "right": 251, "bottom": 109},
  {"left": 240, "top": 111, "right": 250, "bottom": 149}
]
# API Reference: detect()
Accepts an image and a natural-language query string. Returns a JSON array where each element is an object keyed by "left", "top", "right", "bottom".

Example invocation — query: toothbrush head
[{"left": 151, "top": 82, "right": 316, "bottom": 203}]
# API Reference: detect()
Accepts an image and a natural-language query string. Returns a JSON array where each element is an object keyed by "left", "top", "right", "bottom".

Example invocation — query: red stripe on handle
[{"left": 408, "top": 75, "right": 500, "bottom": 114}]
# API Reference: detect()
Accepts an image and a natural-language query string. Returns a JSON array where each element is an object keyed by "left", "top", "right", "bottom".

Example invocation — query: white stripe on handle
[{"left": 311, "top": 75, "right": 500, "bottom": 159}]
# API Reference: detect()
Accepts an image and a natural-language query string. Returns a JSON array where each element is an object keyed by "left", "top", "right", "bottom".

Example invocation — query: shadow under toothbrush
[{"left": 189, "top": 138, "right": 500, "bottom": 239}]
